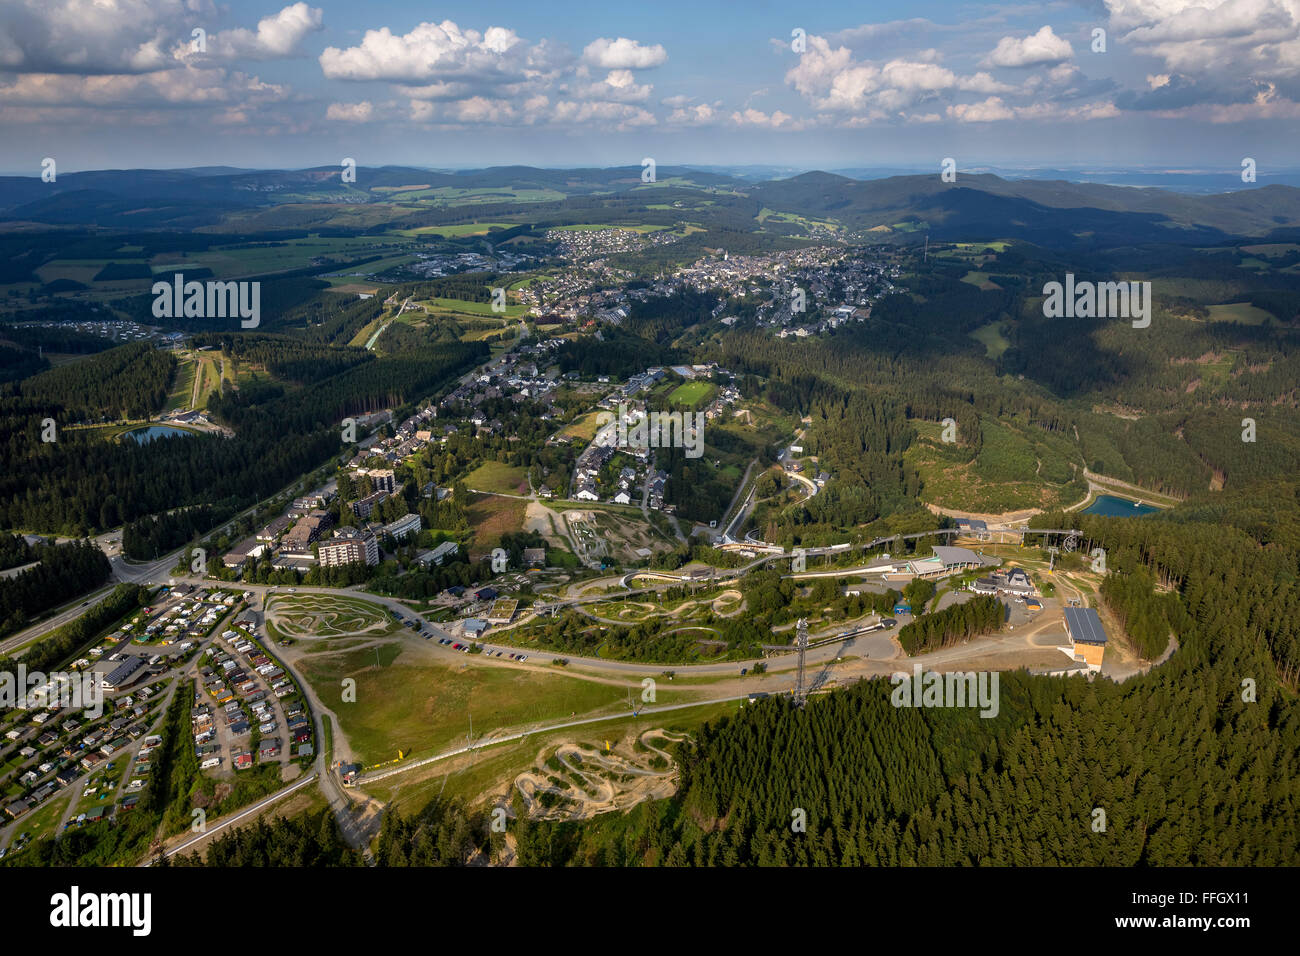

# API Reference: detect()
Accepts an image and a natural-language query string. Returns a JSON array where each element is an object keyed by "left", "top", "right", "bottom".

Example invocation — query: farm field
[
  {"left": 388, "top": 186, "right": 564, "bottom": 205},
  {"left": 392, "top": 222, "right": 516, "bottom": 238},
  {"left": 961, "top": 270, "right": 999, "bottom": 291},
  {"left": 146, "top": 236, "right": 411, "bottom": 279}
]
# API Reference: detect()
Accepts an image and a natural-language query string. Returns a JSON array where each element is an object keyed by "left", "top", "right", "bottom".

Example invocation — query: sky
[{"left": 0, "top": 0, "right": 1298, "bottom": 173}]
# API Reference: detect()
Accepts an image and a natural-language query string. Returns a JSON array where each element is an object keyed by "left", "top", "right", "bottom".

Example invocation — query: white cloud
[
  {"left": 581, "top": 37, "right": 667, "bottom": 70},
  {"left": 326, "top": 101, "right": 374, "bottom": 122},
  {"left": 201, "top": 3, "right": 323, "bottom": 61},
  {"left": 0, "top": 65, "right": 286, "bottom": 109},
  {"left": 587, "top": 69, "right": 653, "bottom": 101},
  {"left": 667, "top": 102, "right": 719, "bottom": 125},
  {"left": 0, "top": 0, "right": 208, "bottom": 74},
  {"left": 947, "top": 96, "right": 1016, "bottom": 121},
  {"left": 786, "top": 35, "right": 1022, "bottom": 116},
  {"left": 948, "top": 97, "right": 1120, "bottom": 123},
  {"left": 986, "top": 26, "right": 1074, "bottom": 67},
  {"left": 731, "top": 108, "right": 794, "bottom": 128},
  {"left": 551, "top": 99, "right": 656, "bottom": 128},
  {"left": 1109, "top": 0, "right": 1300, "bottom": 76},
  {"left": 319, "top": 20, "right": 525, "bottom": 82},
  {"left": 960, "top": 71, "right": 1016, "bottom": 94}
]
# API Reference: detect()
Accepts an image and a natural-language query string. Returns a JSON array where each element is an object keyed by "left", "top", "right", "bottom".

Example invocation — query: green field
[
  {"left": 464, "top": 461, "right": 529, "bottom": 495},
  {"left": 961, "top": 271, "right": 999, "bottom": 291},
  {"left": 550, "top": 223, "right": 673, "bottom": 234},
  {"left": 421, "top": 296, "right": 526, "bottom": 319},
  {"left": 668, "top": 380, "right": 716, "bottom": 408},
  {"left": 755, "top": 207, "right": 842, "bottom": 233},
  {"left": 969, "top": 320, "right": 1011, "bottom": 358},
  {"left": 369, "top": 699, "right": 740, "bottom": 813},
  {"left": 954, "top": 241, "right": 1010, "bottom": 253},
  {"left": 561, "top": 411, "right": 603, "bottom": 442},
  {"left": 907, "top": 418, "right": 1086, "bottom": 513},
  {"left": 1206, "top": 303, "right": 1276, "bottom": 325},
  {"left": 393, "top": 222, "right": 516, "bottom": 238},
  {"left": 298, "top": 645, "right": 664, "bottom": 766},
  {"left": 151, "top": 236, "right": 412, "bottom": 279},
  {"left": 164, "top": 359, "right": 196, "bottom": 412},
  {"left": 385, "top": 186, "right": 564, "bottom": 205}
]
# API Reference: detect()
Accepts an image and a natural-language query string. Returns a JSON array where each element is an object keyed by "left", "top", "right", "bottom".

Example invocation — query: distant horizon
[{"left": 5, "top": 160, "right": 1300, "bottom": 183}]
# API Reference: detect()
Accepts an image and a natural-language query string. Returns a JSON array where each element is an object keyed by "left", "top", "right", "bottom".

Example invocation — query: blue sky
[{"left": 1, "top": 0, "right": 1297, "bottom": 172}]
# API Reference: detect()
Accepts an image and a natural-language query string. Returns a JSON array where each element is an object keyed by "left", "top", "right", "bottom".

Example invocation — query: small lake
[
  {"left": 1082, "top": 493, "right": 1160, "bottom": 517},
  {"left": 125, "top": 425, "right": 193, "bottom": 444}
]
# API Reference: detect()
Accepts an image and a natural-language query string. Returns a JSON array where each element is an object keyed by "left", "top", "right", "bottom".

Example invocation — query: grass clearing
[
  {"left": 1206, "top": 303, "right": 1276, "bottom": 325},
  {"left": 464, "top": 461, "right": 528, "bottom": 496},
  {"left": 299, "top": 645, "right": 662, "bottom": 766},
  {"left": 466, "top": 494, "right": 528, "bottom": 555},
  {"left": 367, "top": 699, "right": 740, "bottom": 813},
  {"left": 969, "top": 321, "right": 1011, "bottom": 358}
]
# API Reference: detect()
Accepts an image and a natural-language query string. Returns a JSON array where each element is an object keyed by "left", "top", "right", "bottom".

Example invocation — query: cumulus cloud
[
  {"left": 985, "top": 26, "right": 1074, "bottom": 67},
  {"left": 1109, "top": 0, "right": 1300, "bottom": 77},
  {"left": 947, "top": 96, "right": 1016, "bottom": 121},
  {"left": 320, "top": 22, "right": 668, "bottom": 129},
  {"left": 960, "top": 71, "right": 1016, "bottom": 94},
  {"left": 574, "top": 68, "right": 653, "bottom": 102},
  {"left": 581, "top": 37, "right": 667, "bottom": 70},
  {"left": 552, "top": 99, "right": 656, "bottom": 127},
  {"left": 0, "top": 0, "right": 208, "bottom": 74},
  {"left": 731, "top": 107, "right": 794, "bottom": 127},
  {"left": 947, "top": 96, "right": 1120, "bottom": 122},
  {"left": 200, "top": 3, "right": 323, "bottom": 61},
  {"left": 319, "top": 20, "right": 525, "bottom": 82},
  {"left": 786, "top": 35, "right": 1021, "bottom": 115},
  {"left": 667, "top": 102, "right": 719, "bottom": 125}
]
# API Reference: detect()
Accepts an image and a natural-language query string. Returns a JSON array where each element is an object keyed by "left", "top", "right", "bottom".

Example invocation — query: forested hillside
[
  {"left": 503, "top": 508, "right": 1299, "bottom": 865},
  {"left": 0, "top": 539, "right": 110, "bottom": 639},
  {"left": 0, "top": 339, "right": 486, "bottom": 537},
  {"left": 4, "top": 341, "right": 173, "bottom": 422}
]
